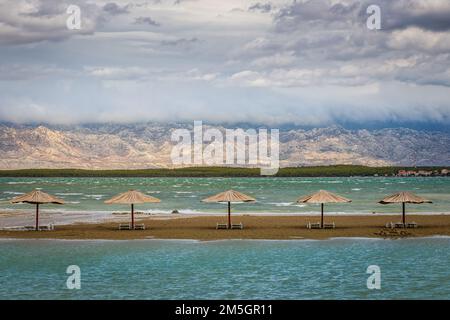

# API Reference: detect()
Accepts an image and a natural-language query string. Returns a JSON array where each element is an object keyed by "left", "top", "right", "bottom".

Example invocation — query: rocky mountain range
[{"left": 0, "top": 123, "right": 449, "bottom": 169}]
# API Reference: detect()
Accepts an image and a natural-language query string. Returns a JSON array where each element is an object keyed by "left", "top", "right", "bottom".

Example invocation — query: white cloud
[
  {"left": 227, "top": 56, "right": 442, "bottom": 88},
  {"left": 388, "top": 27, "right": 450, "bottom": 53},
  {"left": 85, "top": 66, "right": 149, "bottom": 80},
  {"left": 0, "top": 0, "right": 99, "bottom": 45},
  {"left": 250, "top": 51, "right": 296, "bottom": 68}
]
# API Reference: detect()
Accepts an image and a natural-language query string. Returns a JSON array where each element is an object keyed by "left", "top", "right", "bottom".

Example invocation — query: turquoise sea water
[
  {"left": 0, "top": 177, "right": 449, "bottom": 214},
  {"left": 1, "top": 238, "right": 450, "bottom": 300}
]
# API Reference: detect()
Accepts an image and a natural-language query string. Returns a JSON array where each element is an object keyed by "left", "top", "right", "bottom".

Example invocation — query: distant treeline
[{"left": 0, "top": 166, "right": 448, "bottom": 178}]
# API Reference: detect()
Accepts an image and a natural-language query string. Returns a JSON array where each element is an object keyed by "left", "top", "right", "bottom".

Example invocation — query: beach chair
[
  {"left": 323, "top": 222, "right": 336, "bottom": 229},
  {"left": 307, "top": 222, "right": 322, "bottom": 229},
  {"left": 0, "top": 226, "right": 23, "bottom": 231},
  {"left": 394, "top": 222, "right": 406, "bottom": 228},
  {"left": 134, "top": 224, "right": 146, "bottom": 230},
  {"left": 216, "top": 223, "right": 228, "bottom": 230},
  {"left": 231, "top": 223, "right": 244, "bottom": 230},
  {"left": 38, "top": 224, "right": 54, "bottom": 231},
  {"left": 406, "top": 222, "right": 418, "bottom": 228},
  {"left": 118, "top": 224, "right": 131, "bottom": 230}
]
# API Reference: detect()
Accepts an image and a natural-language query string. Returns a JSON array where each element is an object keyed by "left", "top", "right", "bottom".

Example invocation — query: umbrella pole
[
  {"left": 402, "top": 202, "right": 406, "bottom": 225},
  {"left": 228, "top": 202, "right": 231, "bottom": 230},
  {"left": 321, "top": 203, "right": 324, "bottom": 228},
  {"left": 35, "top": 203, "right": 40, "bottom": 231},
  {"left": 131, "top": 204, "right": 135, "bottom": 230}
]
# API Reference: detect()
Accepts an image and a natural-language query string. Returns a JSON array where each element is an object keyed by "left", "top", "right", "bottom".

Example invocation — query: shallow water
[
  {"left": 1, "top": 177, "right": 449, "bottom": 214},
  {"left": 0, "top": 238, "right": 450, "bottom": 300}
]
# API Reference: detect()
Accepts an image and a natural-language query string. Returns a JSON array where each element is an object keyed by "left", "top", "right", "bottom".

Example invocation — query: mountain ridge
[{"left": 0, "top": 123, "right": 449, "bottom": 169}]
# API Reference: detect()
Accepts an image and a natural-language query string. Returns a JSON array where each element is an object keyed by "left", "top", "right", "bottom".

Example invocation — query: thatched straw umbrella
[
  {"left": 10, "top": 190, "right": 65, "bottom": 231},
  {"left": 105, "top": 190, "right": 161, "bottom": 229},
  {"left": 297, "top": 190, "right": 352, "bottom": 228},
  {"left": 202, "top": 190, "right": 256, "bottom": 229},
  {"left": 379, "top": 192, "right": 431, "bottom": 225}
]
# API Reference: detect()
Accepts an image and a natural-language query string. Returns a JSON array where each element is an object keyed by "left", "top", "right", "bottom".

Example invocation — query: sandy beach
[{"left": 1, "top": 214, "right": 450, "bottom": 240}]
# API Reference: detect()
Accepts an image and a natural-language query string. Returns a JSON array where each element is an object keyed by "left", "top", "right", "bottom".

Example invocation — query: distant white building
[{"left": 417, "top": 170, "right": 433, "bottom": 176}]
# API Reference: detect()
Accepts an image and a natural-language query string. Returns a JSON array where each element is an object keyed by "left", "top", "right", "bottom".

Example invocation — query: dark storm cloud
[
  {"left": 0, "top": 0, "right": 99, "bottom": 46},
  {"left": 134, "top": 16, "right": 160, "bottom": 26},
  {"left": 23, "top": 0, "right": 67, "bottom": 17},
  {"left": 173, "top": 0, "right": 198, "bottom": 5},
  {"left": 274, "top": 0, "right": 362, "bottom": 32},
  {"left": 248, "top": 3, "right": 273, "bottom": 13},
  {"left": 103, "top": 2, "right": 131, "bottom": 15},
  {"left": 161, "top": 37, "right": 199, "bottom": 46},
  {"left": 275, "top": 0, "right": 450, "bottom": 32},
  {"left": 381, "top": 2, "right": 450, "bottom": 31}
]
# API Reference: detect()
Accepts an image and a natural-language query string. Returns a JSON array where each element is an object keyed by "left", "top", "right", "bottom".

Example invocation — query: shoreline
[
  {"left": 1, "top": 215, "right": 450, "bottom": 241},
  {"left": 1, "top": 235, "right": 450, "bottom": 243}
]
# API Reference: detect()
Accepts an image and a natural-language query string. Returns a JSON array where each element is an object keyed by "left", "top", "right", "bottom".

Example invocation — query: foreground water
[
  {"left": 1, "top": 177, "right": 449, "bottom": 214},
  {"left": 1, "top": 238, "right": 450, "bottom": 300}
]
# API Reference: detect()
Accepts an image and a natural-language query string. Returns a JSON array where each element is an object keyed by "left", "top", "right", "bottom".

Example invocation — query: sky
[{"left": 0, "top": 0, "right": 450, "bottom": 128}]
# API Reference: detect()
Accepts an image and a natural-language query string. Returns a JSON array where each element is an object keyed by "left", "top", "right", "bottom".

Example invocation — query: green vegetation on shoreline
[{"left": 0, "top": 166, "right": 448, "bottom": 178}]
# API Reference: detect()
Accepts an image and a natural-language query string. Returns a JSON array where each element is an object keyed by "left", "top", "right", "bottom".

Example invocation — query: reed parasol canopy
[
  {"left": 10, "top": 190, "right": 65, "bottom": 231},
  {"left": 105, "top": 190, "right": 161, "bottom": 229},
  {"left": 202, "top": 190, "right": 256, "bottom": 229},
  {"left": 379, "top": 192, "right": 431, "bottom": 224},
  {"left": 297, "top": 190, "right": 352, "bottom": 228}
]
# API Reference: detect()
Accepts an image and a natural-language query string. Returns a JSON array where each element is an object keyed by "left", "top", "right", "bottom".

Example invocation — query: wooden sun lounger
[
  {"left": 307, "top": 222, "right": 335, "bottom": 229},
  {"left": 231, "top": 223, "right": 244, "bottom": 230},
  {"left": 118, "top": 224, "right": 146, "bottom": 230},
  {"left": 406, "top": 222, "right": 418, "bottom": 228},
  {"left": 134, "top": 224, "right": 146, "bottom": 230},
  {"left": 0, "top": 226, "right": 34, "bottom": 231},
  {"left": 0, "top": 224, "right": 55, "bottom": 231},
  {"left": 386, "top": 222, "right": 417, "bottom": 229},
  {"left": 216, "top": 223, "right": 228, "bottom": 230},
  {"left": 394, "top": 222, "right": 406, "bottom": 228},
  {"left": 386, "top": 222, "right": 402, "bottom": 229},
  {"left": 323, "top": 222, "right": 336, "bottom": 229},
  {"left": 10, "top": 224, "right": 55, "bottom": 231},
  {"left": 307, "top": 222, "right": 321, "bottom": 229},
  {"left": 118, "top": 224, "right": 131, "bottom": 230},
  {"left": 38, "top": 224, "right": 54, "bottom": 231}
]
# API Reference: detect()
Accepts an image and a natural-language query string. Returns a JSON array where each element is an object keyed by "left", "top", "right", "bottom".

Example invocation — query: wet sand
[{"left": 1, "top": 214, "right": 450, "bottom": 240}]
